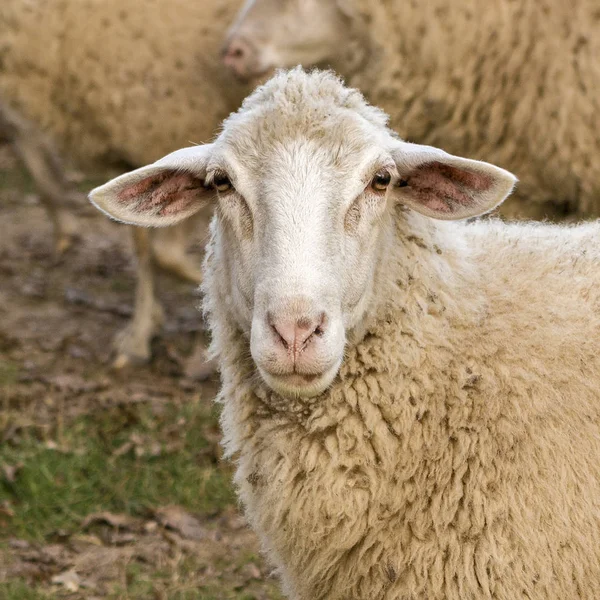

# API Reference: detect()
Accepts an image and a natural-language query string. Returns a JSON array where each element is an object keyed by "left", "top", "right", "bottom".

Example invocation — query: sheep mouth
[
  {"left": 232, "top": 65, "right": 276, "bottom": 85},
  {"left": 258, "top": 362, "right": 341, "bottom": 399}
]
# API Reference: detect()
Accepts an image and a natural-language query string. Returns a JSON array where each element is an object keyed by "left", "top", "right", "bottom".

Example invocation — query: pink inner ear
[
  {"left": 117, "top": 170, "right": 205, "bottom": 217},
  {"left": 406, "top": 161, "right": 493, "bottom": 213}
]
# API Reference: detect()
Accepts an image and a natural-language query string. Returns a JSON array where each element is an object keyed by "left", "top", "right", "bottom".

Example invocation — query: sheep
[
  {"left": 223, "top": 0, "right": 600, "bottom": 221},
  {"left": 0, "top": 98, "right": 80, "bottom": 254},
  {"left": 1, "top": 0, "right": 251, "bottom": 367},
  {"left": 89, "top": 69, "right": 600, "bottom": 599}
]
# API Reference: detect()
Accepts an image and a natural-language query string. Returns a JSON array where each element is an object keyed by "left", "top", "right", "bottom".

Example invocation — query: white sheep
[
  {"left": 89, "top": 69, "right": 600, "bottom": 600},
  {"left": 1, "top": 0, "right": 251, "bottom": 368},
  {"left": 223, "top": 0, "right": 600, "bottom": 221}
]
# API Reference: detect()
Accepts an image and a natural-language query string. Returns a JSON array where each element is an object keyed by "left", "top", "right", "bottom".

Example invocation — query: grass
[
  {"left": 0, "top": 360, "right": 19, "bottom": 386},
  {"left": 0, "top": 580, "right": 276, "bottom": 600},
  {"left": 0, "top": 398, "right": 235, "bottom": 540},
  {"left": 0, "top": 582, "right": 50, "bottom": 600}
]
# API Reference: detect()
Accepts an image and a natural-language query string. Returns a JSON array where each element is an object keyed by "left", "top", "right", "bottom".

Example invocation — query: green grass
[
  {"left": 0, "top": 360, "right": 20, "bottom": 386},
  {"left": 0, "top": 581, "right": 50, "bottom": 600},
  {"left": 0, "top": 399, "right": 235, "bottom": 540}
]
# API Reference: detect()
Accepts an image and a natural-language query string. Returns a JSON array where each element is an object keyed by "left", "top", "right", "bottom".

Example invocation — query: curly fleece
[
  {"left": 333, "top": 0, "right": 600, "bottom": 219},
  {"left": 203, "top": 73, "right": 600, "bottom": 600},
  {"left": 0, "top": 0, "right": 250, "bottom": 167}
]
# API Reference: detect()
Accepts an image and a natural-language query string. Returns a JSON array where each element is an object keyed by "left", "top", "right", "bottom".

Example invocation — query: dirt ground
[{"left": 0, "top": 143, "right": 282, "bottom": 599}]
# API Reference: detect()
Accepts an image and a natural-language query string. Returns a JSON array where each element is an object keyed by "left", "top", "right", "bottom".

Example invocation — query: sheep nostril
[
  {"left": 271, "top": 323, "right": 289, "bottom": 350},
  {"left": 223, "top": 40, "right": 246, "bottom": 63},
  {"left": 313, "top": 313, "right": 327, "bottom": 338}
]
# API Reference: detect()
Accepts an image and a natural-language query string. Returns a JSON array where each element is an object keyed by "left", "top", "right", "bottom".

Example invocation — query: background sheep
[
  {"left": 90, "top": 69, "right": 600, "bottom": 600},
  {"left": 0, "top": 0, "right": 250, "bottom": 366},
  {"left": 223, "top": 0, "right": 600, "bottom": 220}
]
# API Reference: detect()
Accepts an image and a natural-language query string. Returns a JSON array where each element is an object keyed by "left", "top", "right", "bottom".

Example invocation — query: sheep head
[
  {"left": 90, "top": 69, "right": 515, "bottom": 398},
  {"left": 222, "top": 0, "right": 356, "bottom": 81}
]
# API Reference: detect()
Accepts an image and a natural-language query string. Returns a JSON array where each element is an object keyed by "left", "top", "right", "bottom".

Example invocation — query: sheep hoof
[
  {"left": 54, "top": 213, "right": 80, "bottom": 255},
  {"left": 112, "top": 303, "right": 164, "bottom": 369},
  {"left": 112, "top": 329, "right": 152, "bottom": 369},
  {"left": 55, "top": 231, "right": 79, "bottom": 255}
]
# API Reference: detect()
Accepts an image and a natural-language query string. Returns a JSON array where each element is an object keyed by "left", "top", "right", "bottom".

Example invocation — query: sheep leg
[
  {"left": 151, "top": 219, "right": 203, "bottom": 284},
  {"left": 0, "top": 101, "right": 80, "bottom": 254},
  {"left": 113, "top": 227, "right": 165, "bottom": 369}
]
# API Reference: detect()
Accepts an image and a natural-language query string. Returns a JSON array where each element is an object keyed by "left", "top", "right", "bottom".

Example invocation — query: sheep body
[
  {"left": 201, "top": 74, "right": 600, "bottom": 599},
  {"left": 348, "top": 0, "right": 600, "bottom": 218},
  {"left": 0, "top": 0, "right": 249, "bottom": 166}
]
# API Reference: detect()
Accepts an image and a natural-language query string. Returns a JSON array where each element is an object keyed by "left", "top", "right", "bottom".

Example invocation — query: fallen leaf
[
  {"left": 1, "top": 462, "right": 23, "bottom": 483},
  {"left": 155, "top": 505, "right": 206, "bottom": 541},
  {"left": 81, "top": 512, "right": 142, "bottom": 532},
  {"left": 46, "top": 373, "right": 105, "bottom": 394},
  {"left": 52, "top": 569, "right": 81, "bottom": 592},
  {"left": 70, "top": 533, "right": 104, "bottom": 548},
  {"left": 112, "top": 441, "right": 133, "bottom": 457},
  {"left": 108, "top": 531, "right": 137, "bottom": 546},
  {"left": 144, "top": 521, "right": 158, "bottom": 533},
  {"left": 8, "top": 538, "right": 30, "bottom": 550},
  {"left": 0, "top": 500, "right": 15, "bottom": 518},
  {"left": 241, "top": 562, "right": 262, "bottom": 580}
]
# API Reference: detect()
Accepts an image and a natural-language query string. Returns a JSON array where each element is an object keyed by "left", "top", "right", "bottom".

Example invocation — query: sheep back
[
  {"left": 0, "top": 0, "right": 249, "bottom": 167},
  {"left": 345, "top": 0, "right": 600, "bottom": 219}
]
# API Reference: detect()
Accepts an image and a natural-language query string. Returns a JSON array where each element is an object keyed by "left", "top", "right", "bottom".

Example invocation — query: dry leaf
[
  {"left": 112, "top": 441, "right": 133, "bottom": 457},
  {"left": 8, "top": 538, "right": 30, "bottom": 550},
  {"left": 242, "top": 562, "right": 262, "bottom": 580},
  {"left": 52, "top": 569, "right": 81, "bottom": 591},
  {"left": 155, "top": 506, "right": 206, "bottom": 540},
  {"left": 46, "top": 374, "right": 104, "bottom": 393},
  {"left": 0, "top": 500, "right": 15, "bottom": 518},
  {"left": 81, "top": 512, "right": 142, "bottom": 532},
  {"left": 1, "top": 462, "right": 23, "bottom": 483}
]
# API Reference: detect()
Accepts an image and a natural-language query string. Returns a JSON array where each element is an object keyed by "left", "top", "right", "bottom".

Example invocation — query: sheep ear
[
  {"left": 89, "top": 145, "right": 214, "bottom": 227},
  {"left": 390, "top": 141, "right": 517, "bottom": 220}
]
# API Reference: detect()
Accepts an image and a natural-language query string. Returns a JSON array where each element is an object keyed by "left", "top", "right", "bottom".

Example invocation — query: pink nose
[
  {"left": 269, "top": 311, "right": 326, "bottom": 360},
  {"left": 222, "top": 38, "right": 252, "bottom": 74}
]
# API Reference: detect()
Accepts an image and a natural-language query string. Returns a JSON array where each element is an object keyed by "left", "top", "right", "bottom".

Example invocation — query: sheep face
[
  {"left": 89, "top": 70, "right": 515, "bottom": 398},
  {"left": 222, "top": 0, "right": 351, "bottom": 81}
]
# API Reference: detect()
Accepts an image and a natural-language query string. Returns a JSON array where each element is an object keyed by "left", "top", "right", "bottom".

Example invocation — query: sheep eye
[
  {"left": 213, "top": 173, "right": 232, "bottom": 193},
  {"left": 371, "top": 170, "right": 391, "bottom": 192}
]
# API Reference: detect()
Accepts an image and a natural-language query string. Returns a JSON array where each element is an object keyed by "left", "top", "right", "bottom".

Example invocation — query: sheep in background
[
  {"left": 89, "top": 69, "right": 600, "bottom": 599},
  {"left": 223, "top": 0, "right": 600, "bottom": 221},
  {"left": 0, "top": 0, "right": 251, "bottom": 367},
  {"left": 0, "top": 98, "right": 80, "bottom": 254}
]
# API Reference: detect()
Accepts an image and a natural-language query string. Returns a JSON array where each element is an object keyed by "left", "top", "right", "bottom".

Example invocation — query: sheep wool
[
  {"left": 0, "top": 0, "right": 249, "bottom": 166},
  {"left": 331, "top": 0, "right": 600, "bottom": 219},
  {"left": 202, "top": 76, "right": 600, "bottom": 599}
]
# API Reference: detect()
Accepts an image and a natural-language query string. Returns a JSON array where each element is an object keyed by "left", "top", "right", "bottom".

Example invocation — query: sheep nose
[
  {"left": 221, "top": 37, "right": 252, "bottom": 72},
  {"left": 269, "top": 312, "right": 326, "bottom": 355}
]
